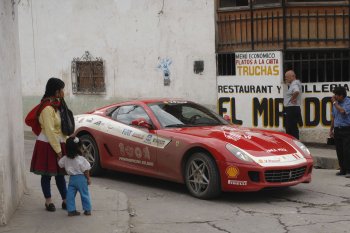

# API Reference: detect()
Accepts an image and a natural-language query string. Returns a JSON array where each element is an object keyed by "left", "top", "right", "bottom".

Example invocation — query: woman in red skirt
[{"left": 30, "top": 77, "right": 68, "bottom": 212}]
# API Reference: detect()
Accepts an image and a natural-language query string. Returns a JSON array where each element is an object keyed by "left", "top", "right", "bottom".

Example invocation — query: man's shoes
[
  {"left": 45, "top": 203, "right": 56, "bottom": 212},
  {"left": 345, "top": 173, "right": 350, "bottom": 178},
  {"left": 62, "top": 201, "right": 67, "bottom": 210},
  {"left": 68, "top": 211, "right": 81, "bottom": 216},
  {"left": 336, "top": 171, "right": 346, "bottom": 176},
  {"left": 84, "top": 211, "right": 91, "bottom": 216}
]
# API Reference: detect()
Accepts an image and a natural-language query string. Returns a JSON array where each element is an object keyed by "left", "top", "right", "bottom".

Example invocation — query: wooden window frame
[{"left": 71, "top": 51, "right": 106, "bottom": 95}]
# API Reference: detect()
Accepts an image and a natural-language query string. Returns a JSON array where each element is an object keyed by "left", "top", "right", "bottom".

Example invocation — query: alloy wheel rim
[
  {"left": 187, "top": 158, "right": 210, "bottom": 194},
  {"left": 81, "top": 140, "right": 96, "bottom": 166}
]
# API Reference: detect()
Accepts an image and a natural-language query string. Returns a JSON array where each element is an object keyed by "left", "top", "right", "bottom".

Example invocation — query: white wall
[
  {"left": 18, "top": 0, "right": 217, "bottom": 112},
  {"left": 0, "top": 0, "right": 26, "bottom": 225}
]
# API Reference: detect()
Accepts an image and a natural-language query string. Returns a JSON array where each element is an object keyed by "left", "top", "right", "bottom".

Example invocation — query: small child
[{"left": 58, "top": 136, "right": 92, "bottom": 216}]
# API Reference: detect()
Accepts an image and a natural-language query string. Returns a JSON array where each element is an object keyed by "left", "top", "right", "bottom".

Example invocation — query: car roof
[
  {"left": 116, "top": 98, "right": 190, "bottom": 105},
  {"left": 90, "top": 98, "right": 191, "bottom": 113}
]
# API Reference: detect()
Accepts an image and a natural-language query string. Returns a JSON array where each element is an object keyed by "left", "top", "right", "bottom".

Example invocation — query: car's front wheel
[
  {"left": 79, "top": 134, "right": 102, "bottom": 176},
  {"left": 185, "top": 152, "right": 221, "bottom": 199}
]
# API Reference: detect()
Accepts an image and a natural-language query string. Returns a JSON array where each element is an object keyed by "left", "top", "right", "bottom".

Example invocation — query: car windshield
[{"left": 148, "top": 101, "right": 228, "bottom": 128}]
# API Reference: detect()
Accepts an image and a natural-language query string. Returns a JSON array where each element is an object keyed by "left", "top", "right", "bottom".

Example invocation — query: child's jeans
[{"left": 66, "top": 174, "right": 91, "bottom": 212}]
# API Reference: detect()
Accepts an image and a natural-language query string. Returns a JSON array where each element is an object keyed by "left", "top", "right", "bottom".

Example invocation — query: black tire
[
  {"left": 185, "top": 152, "right": 221, "bottom": 199},
  {"left": 79, "top": 134, "right": 102, "bottom": 176}
]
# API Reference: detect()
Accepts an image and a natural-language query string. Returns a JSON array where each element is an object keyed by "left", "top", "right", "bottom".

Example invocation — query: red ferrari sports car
[{"left": 74, "top": 99, "right": 313, "bottom": 199}]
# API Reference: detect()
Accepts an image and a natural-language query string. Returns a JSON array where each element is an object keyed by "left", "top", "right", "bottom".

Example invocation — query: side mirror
[
  {"left": 223, "top": 115, "right": 231, "bottom": 123},
  {"left": 131, "top": 118, "right": 153, "bottom": 129}
]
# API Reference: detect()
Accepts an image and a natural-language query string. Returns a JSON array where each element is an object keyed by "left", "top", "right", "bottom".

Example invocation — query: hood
[{"left": 171, "top": 125, "right": 297, "bottom": 157}]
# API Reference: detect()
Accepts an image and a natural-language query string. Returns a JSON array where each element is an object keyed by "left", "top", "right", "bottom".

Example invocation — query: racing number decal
[{"left": 118, "top": 143, "right": 154, "bottom": 167}]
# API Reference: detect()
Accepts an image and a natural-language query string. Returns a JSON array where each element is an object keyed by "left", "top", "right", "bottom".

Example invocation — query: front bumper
[{"left": 218, "top": 159, "right": 313, "bottom": 192}]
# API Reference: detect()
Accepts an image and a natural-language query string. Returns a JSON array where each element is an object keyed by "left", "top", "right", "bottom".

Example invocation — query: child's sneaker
[
  {"left": 84, "top": 211, "right": 91, "bottom": 216},
  {"left": 68, "top": 211, "right": 81, "bottom": 216}
]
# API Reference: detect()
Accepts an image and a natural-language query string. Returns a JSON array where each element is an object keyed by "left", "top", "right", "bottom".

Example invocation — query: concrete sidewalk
[
  {"left": 308, "top": 145, "right": 339, "bottom": 170},
  {"left": 1, "top": 139, "right": 130, "bottom": 233}
]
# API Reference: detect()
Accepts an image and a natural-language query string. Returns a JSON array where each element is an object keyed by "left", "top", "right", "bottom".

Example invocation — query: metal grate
[
  {"left": 284, "top": 49, "right": 350, "bottom": 83},
  {"left": 264, "top": 166, "right": 306, "bottom": 183},
  {"left": 217, "top": 53, "right": 236, "bottom": 76},
  {"left": 217, "top": 4, "right": 350, "bottom": 52}
]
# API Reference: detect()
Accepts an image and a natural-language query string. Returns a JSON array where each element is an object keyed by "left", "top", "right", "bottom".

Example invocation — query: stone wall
[{"left": 0, "top": 0, "right": 26, "bottom": 225}]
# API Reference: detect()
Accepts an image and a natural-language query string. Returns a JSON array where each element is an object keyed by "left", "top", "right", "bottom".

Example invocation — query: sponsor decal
[
  {"left": 266, "top": 148, "right": 288, "bottom": 153},
  {"left": 259, "top": 157, "right": 281, "bottom": 163},
  {"left": 122, "top": 129, "right": 133, "bottom": 136},
  {"left": 75, "top": 114, "right": 171, "bottom": 149},
  {"left": 78, "top": 118, "right": 85, "bottom": 123},
  {"left": 224, "top": 131, "right": 242, "bottom": 141},
  {"left": 211, "top": 126, "right": 255, "bottom": 141},
  {"left": 228, "top": 180, "right": 247, "bottom": 186},
  {"left": 132, "top": 132, "right": 145, "bottom": 140},
  {"left": 164, "top": 100, "right": 188, "bottom": 104},
  {"left": 119, "top": 157, "right": 154, "bottom": 166},
  {"left": 118, "top": 143, "right": 151, "bottom": 164},
  {"left": 225, "top": 166, "right": 239, "bottom": 178},
  {"left": 144, "top": 134, "right": 153, "bottom": 144},
  {"left": 253, "top": 152, "right": 306, "bottom": 167},
  {"left": 152, "top": 138, "right": 166, "bottom": 147}
]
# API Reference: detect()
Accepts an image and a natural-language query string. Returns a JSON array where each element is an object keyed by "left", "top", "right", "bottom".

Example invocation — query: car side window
[{"left": 111, "top": 105, "right": 151, "bottom": 125}]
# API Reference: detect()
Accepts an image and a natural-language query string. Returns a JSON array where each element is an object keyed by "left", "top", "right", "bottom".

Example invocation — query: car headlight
[
  {"left": 293, "top": 140, "right": 311, "bottom": 156},
  {"left": 226, "top": 143, "right": 254, "bottom": 162}
]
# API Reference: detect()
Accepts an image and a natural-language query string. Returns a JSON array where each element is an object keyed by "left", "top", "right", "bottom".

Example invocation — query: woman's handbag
[
  {"left": 25, "top": 104, "right": 43, "bottom": 136},
  {"left": 60, "top": 98, "right": 75, "bottom": 135}
]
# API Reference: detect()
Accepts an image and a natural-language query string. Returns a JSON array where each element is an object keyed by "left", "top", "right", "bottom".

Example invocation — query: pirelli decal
[{"left": 74, "top": 114, "right": 171, "bottom": 149}]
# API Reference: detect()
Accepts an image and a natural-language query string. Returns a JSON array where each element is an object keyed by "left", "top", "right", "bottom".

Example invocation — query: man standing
[
  {"left": 283, "top": 70, "right": 303, "bottom": 139},
  {"left": 329, "top": 86, "right": 350, "bottom": 177}
]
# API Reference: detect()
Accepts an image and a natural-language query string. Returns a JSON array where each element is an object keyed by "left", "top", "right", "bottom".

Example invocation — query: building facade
[
  {"left": 18, "top": 0, "right": 217, "bottom": 117},
  {"left": 216, "top": 0, "right": 350, "bottom": 143},
  {"left": 18, "top": 0, "right": 349, "bottom": 143}
]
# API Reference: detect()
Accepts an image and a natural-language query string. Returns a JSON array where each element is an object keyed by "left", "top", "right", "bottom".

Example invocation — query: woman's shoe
[
  {"left": 45, "top": 203, "right": 56, "bottom": 212},
  {"left": 68, "top": 211, "right": 81, "bottom": 216},
  {"left": 62, "top": 201, "right": 67, "bottom": 210}
]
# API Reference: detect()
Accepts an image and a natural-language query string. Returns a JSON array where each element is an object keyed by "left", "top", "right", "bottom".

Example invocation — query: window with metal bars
[
  {"left": 284, "top": 50, "right": 350, "bottom": 83},
  {"left": 219, "top": 0, "right": 249, "bottom": 8},
  {"left": 217, "top": 50, "right": 350, "bottom": 83},
  {"left": 71, "top": 51, "right": 105, "bottom": 94},
  {"left": 217, "top": 53, "right": 236, "bottom": 76}
]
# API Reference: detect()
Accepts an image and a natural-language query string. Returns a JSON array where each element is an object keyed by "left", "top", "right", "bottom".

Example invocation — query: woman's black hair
[
  {"left": 66, "top": 137, "right": 83, "bottom": 159},
  {"left": 42, "top": 77, "right": 65, "bottom": 99}
]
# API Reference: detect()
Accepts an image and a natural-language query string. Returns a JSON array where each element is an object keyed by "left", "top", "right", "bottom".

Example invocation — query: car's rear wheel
[
  {"left": 185, "top": 152, "right": 221, "bottom": 199},
  {"left": 79, "top": 134, "right": 102, "bottom": 176}
]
